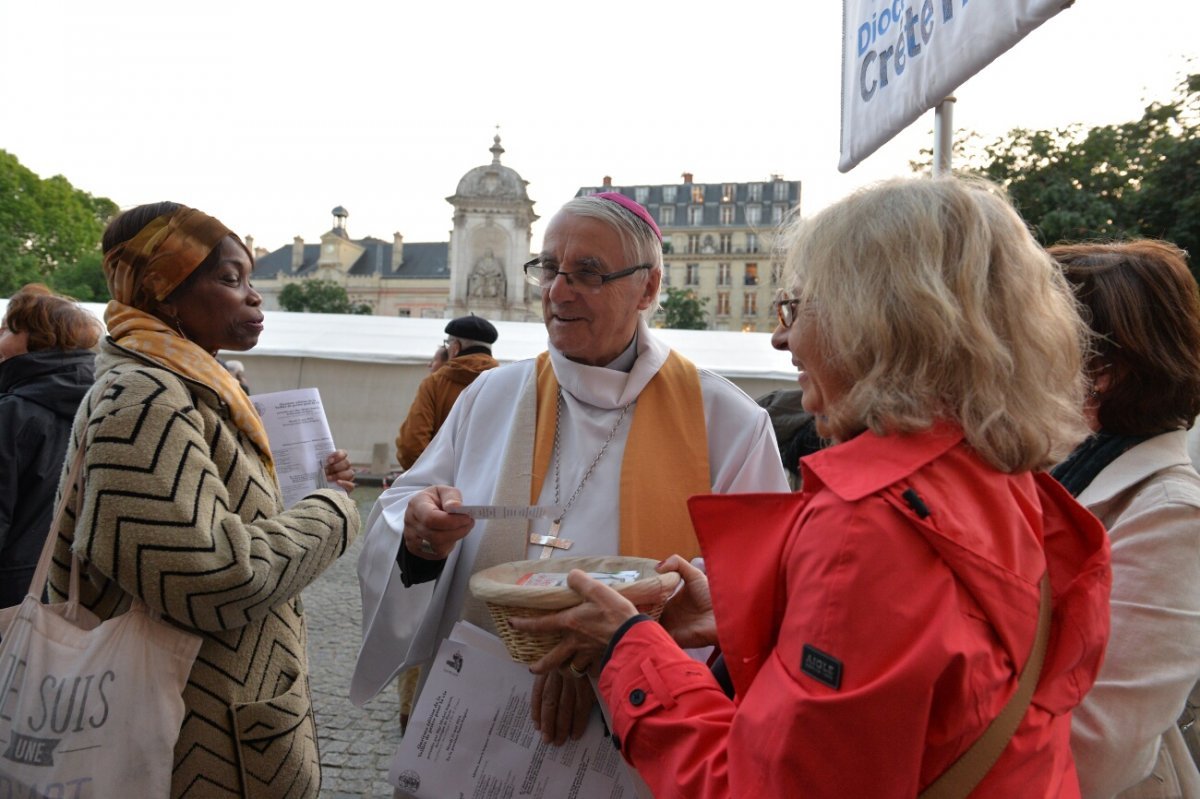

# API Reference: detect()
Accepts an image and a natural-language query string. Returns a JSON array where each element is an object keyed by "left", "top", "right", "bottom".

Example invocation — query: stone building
[
  {"left": 575, "top": 173, "right": 801, "bottom": 331},
  {"left": 251, "top": 135, "right": 539, "bottom": 320},
  {"left": 445, "top": 135, "right": 541, "bottom": 322}
]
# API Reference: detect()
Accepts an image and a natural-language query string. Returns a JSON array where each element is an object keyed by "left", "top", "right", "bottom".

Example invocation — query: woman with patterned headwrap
[{"left": 48, "top": 202, "right": 361, "bottom": 798}]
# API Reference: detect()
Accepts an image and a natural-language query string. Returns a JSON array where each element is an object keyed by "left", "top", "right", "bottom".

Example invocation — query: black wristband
[
  {"left": 599, "top": 614, "right": 653, "bottom": 672},
  {"left": 397, "top": 541, "right": 447, "bottom": 587}
]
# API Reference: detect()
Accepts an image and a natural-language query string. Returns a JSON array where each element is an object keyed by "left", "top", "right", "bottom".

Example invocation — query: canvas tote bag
[{"left": 0, "top": 442, "right": 202, "bottom": 798}]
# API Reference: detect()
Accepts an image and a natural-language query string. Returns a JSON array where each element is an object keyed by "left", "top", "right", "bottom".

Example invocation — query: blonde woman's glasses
[{"left": 774, "top": 298, "right": 803, "bottom": 328}]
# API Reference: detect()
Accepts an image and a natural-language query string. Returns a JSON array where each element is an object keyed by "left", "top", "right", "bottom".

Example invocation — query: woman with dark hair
[
  {"left": 1050, "top": 240, "right": 1200, "bottom": 798},
  {"left": 0, "top": 283, "right": 102, "bottom": 607},
  {"left": 48, "top": 202, "right": 361, "bottom": 798}
]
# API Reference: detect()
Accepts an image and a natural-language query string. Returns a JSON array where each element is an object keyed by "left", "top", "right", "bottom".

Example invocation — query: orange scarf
[
  {"left": 530, "top": 350, "right": 710, "bottom": 561},
  {"left": 104, "top": 303, "right": 274, "bottom": 472},
  {"left": 103, "top": 207, "right": 241, "bottom": 311}
]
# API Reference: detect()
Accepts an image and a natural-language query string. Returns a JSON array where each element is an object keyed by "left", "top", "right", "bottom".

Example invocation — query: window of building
[
  {"left": 774, "top": 181, "right": 789, "bottom": 201},
  {"left": 719, "top": 205, "right": 734, "bottom": 225},
  {"left": 747, "top": 183, "right": 763, "bottom": 202},
  {"left": 716, "top": 292, "right": 730, "bottom": 316},
  {"left": 743, "top": 292, "right": 758, "bottom": 315},
  {"left": 772, "top": 204, "right": 787, "bottom": 225},
  {"left": 719, "top": 233, "right": 732, "bottom": 254},
  {"left": 687, "top": 234, "right": 700, "bottom": 254},
  {"left": 691, "top": 185, "right": 705, "bottom": 204},
  {"left": 745, "top": 204, "right": 762, "bottom": 226},
  {"left": 662, "top": 263, "right": 671, "bottom": 286},
  {"left": 721, "top": 184, "right": 737, "bottom": 202},
  {"left": 686, "top": 263, "right": 700, "bottom": 286},
  {"left": 746, "top": 233, "right": 759, "bottom": 253},
  {"left": 580, "top": 188, "right": 597, "bottom": 196},
  {"left": 771, "top": 261, "right": 785, "bottom": 285},
  {"left": 688, "top": 205, "right": 704, "bottom": 226},
  {"left": 659, "top": 205, "right": 675, "bottom": 226},
  {"left": 397, "top": 308, "right": 411, "bottom": 317},
  {"left": 663, "top": 186, "right": 677, "bottom": 203},
  {"left": 718, "top": 263, "right": 731, "bottom": 286},
  {"left": 744, "top": 263, "right": 759, "bottom": 286},
  {"left": 635, "top": 186, "right": 649, "bottom": 204}
]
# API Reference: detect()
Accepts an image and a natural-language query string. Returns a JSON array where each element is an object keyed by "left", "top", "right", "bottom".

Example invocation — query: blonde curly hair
[{"left": 782, "top": 176, "right": 1090, "bottom": 473}]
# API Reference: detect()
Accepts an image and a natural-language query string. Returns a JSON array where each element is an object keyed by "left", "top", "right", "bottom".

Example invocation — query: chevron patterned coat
[{"left": 48, "top": 340, "right": 360, "bottom": 798}]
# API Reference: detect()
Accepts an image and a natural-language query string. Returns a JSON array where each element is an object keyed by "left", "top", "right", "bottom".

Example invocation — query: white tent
[{"left": 2, "top": 301, "right": 798, "bottom": 469}]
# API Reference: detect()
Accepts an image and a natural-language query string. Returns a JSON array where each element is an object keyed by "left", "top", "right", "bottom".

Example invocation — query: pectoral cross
[{"left": 529, "top": 519, "right": 574, "bottom": 559}]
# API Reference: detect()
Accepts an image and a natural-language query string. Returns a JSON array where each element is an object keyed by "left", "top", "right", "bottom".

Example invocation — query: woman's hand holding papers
[{"left": 323, "top": 449, "right": 357, "bottom": 493}]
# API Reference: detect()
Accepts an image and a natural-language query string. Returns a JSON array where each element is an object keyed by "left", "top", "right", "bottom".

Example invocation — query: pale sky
[{"left": 1, "top": 1, "right": 1194, "bottom": 254}]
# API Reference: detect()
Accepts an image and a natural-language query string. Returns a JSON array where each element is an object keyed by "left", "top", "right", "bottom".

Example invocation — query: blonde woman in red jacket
[{"left": 513, "top": 176, "right": 1113, "bottom": 799}]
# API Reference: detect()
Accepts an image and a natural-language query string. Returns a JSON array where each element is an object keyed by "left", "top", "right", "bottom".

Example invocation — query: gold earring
[{"left": 173, "top": 317, "right": 188, "bottom": 340}]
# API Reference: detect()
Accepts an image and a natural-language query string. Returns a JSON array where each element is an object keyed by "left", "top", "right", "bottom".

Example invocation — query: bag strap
[
  {"left": 918, "top": 572, "right": 1053, "bottom": 799},
  {"left": 28, "top": 437, "right": 89, "bottom": 601}
]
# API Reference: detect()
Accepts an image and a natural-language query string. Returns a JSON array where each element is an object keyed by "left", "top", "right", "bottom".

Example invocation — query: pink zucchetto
[{"left": 594, "top": 192, "right": 662, "bottom": 242}]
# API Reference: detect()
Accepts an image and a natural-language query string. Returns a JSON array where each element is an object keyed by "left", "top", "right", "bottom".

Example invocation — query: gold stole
[
  {"left": 461, "top": 350, "right": 712, "bottom": 631},
  {"left": 530, "top": 350, "right": 709, "bottom": 561}
]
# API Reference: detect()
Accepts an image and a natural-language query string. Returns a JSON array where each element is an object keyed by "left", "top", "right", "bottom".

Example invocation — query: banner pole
[{"left": 933, "top": 95, "right": 957, "bottom": 176}]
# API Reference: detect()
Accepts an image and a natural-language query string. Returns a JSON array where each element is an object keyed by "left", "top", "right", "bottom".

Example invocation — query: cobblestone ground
[{"left": 304, "top": 487, "right": 400, "bottom": 799}]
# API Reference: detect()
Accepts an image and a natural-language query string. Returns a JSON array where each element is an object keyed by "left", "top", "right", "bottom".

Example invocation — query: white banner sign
[{"left": 840, "top": 0, "right": 1071, "bottom": 172}]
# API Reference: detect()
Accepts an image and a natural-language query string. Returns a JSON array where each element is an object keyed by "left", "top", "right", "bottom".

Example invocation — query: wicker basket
[{"left": 469, "top": 555, "right": 681, "bottom": 664}]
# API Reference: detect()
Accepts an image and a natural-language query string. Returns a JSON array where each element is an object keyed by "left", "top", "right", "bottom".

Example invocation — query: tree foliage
[
  {"left": 0, "top": 150, "right": 117, "bottom": 297},
  {"left": 278, "top": 279, "right": 373, "bottom": 314},
  {"left": 47, "top": 252, "right": 109, "bottom": 302},
  {"left": 914, "top": 74, "right": 1200, "bottom": 277},
  {"left": 657, "top": 286, "right": 709, "bottom": 330}
]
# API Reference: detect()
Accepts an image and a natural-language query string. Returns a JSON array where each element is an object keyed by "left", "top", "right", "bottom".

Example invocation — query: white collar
[
  {"left": 1076, "top": 429, "right": 1194, "bottom": 507},
  {"left": 548, "top": 318, "right": 669, "bottom": 410}
]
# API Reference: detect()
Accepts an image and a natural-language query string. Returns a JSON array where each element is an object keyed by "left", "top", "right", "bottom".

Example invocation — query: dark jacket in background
[
  {"left": 0, "top": 349, "right": 95, "bottom": 607},
  {"left": 756, "top": 387, "right": 824, "bottom": 489}
]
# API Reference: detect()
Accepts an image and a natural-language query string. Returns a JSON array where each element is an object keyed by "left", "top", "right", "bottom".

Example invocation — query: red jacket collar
[{"left": 801, "top": 420, "right": 964, "bottom": 501}]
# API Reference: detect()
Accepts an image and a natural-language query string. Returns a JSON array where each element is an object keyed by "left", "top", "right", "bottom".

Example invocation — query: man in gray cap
[{"left": 395, "top": 314, "right": 498, "bottom": 470}]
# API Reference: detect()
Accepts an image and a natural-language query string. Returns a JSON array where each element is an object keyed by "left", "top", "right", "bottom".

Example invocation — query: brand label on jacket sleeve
[{"left": 801, "top": 644, "right": 843, "bottom": 690}]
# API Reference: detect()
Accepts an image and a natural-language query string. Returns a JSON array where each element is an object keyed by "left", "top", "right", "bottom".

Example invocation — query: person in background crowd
[
  {"left": 0, "top": 284, "right": 102, "bottom": 607},
  {"left": 49, "top": 201, "right": 361, "bottom": 798},
  {"left": 428, "top": 344, "right": 449, "bottom": 373},
  {"left": 395, "top": 314, "right": 499, "bottom": 470},
  {"left": 512, "top": 177, "right": 1111, "bottom": 798},
  {"left": 352, "top": 192, "right": 788, "bottom": 771},
  {"left": 223, "top": 358, "right": 250, "bottom": 393},
  {"left": 1050, "top": 240, "right": 1200, "bottom": 798},
  {"left": 755, "top": 383, "right": 824, "bottom": 490}
]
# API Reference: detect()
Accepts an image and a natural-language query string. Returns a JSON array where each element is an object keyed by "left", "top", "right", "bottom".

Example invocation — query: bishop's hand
[{"left": 403, "top": 486, "right": 474, "bottom": 560}]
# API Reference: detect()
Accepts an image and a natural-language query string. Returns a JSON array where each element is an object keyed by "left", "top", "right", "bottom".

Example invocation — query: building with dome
[
  {"left": 249, "top": 135, "right": 540, "bottom": 320},
  {"left": 446, "top": 134, "right": 540, "bottom": 322}
]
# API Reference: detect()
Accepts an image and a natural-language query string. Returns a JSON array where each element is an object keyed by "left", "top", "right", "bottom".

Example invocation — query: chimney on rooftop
[
  {"left": 292, "top": 236, "right": 304, "bottom": 270},
  {"left": 392, "top": 233, "right": 404, "bottom": 270},
  {"left": 243, "top": 234, "right": 254, "bottom": 253},
  {"left": 602, "top": 176, "right": 612, "bottom": 187},
  {"left": 682, "top": 172, "right": 693, "bottom": 184}
]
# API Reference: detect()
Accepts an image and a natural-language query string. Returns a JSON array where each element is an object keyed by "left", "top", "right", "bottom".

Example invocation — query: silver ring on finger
[
  {"left": 568, "top": 662, "right": 588, "bottom": 679},
  {"left": 418, "top": 537, "right": 436, "bottom": 556}
]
